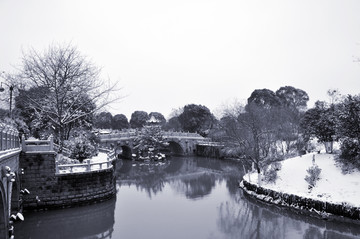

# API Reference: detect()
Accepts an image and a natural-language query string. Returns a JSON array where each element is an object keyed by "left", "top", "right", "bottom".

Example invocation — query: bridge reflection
[
  {"left": 115, "top": 157, "right": 360, "bottom": 239},
  {"left": 115, "top": 156, "right": 242, "bottom": 200}
]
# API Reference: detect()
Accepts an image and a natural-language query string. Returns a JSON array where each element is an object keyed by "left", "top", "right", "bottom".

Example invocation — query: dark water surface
[{"left": 14, "top": 156, "right": 360, "bottom": 239}]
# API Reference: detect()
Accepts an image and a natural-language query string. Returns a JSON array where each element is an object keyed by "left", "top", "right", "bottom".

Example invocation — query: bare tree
[
  {"left": 219, "top": 101, "right": 282, "bottom": 176},
  {"left": 18, "top": 43, "right": 121, "bottom": 146}
]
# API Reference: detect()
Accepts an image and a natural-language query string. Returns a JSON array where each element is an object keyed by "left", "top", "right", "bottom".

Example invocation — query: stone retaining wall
[
  {"left": 196, "top": 145, "right": 222, "bottom": 158},
  {"left": 20, "top": 152, "right": 116, "bottom": 210},
  {"left": 241, "top": 179, "right": 360, "bottom": 221}
]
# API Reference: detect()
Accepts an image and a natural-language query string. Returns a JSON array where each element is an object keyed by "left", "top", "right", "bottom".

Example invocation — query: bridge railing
[
  {"left": 0, "top": 124, "right": 20, "bottom": 151},
  {"left": 99, "top": 131, "right": 137, "bottom": 139},
  {"left": 162, "top": 131, "right": 204, "bottom": 138},
  {"left": 53, "top": 143, "right": 72, "bottom": 157},
  {"left": 22, "top": 135, "right": 54, "bottom": 152},
  {"left": 98, "top": 130, "right": 206, "bottom": 140},
  {"left": 196, "top": 141, "right": 224, "bottom": 146},
  {"left": 56, "top": 150, "right": 115, "bottom": 174}
]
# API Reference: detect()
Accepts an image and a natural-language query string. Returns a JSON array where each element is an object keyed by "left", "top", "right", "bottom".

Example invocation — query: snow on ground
[
  {"left": 91, "top": 152, "right": 109, "bottom": 163},
  {"left": 245, "top": 153, "right": 360, "bottom": 207},
  {"left": 58, "top": 152, "right": 111, "bottom": 173}
]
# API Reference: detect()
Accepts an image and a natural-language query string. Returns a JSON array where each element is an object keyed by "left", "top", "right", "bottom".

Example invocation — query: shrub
[
  {"left": 263, "top": 162, "right": 282, "bottom": 184},
  {"left": 305, "top": 164, "right": 321, "bottom": 189},
  {"left": 340, "top": 138, "right": 360, "bottom": 162},
  {"left": 69, "top": 136, "right": 97, "bottom": 163}
]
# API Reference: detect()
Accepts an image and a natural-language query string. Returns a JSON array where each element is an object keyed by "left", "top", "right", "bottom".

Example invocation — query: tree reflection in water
[
  {"left": 169, "top": 172, "right": 217, "bottom": 199},
  {"left": 116, "top": 157, "right": 241, "bottom": 200},
  {"left": 217, "top": 190, "right": 360, "bottom": 239},
  {"left": 15, "top": 156, "right": 360, "bottom": 239},
  {"left": 116, "top": 160, "right": 169, "bottom": 198}
]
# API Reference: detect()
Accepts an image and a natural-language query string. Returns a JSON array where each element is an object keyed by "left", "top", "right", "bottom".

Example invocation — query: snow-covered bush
[
  {"left": 263, "top": 162, "right": 282, "bottom": 184},
  {"left": 69, "top": 136, "right": 97, "bottom": 163},
  {"left": 340, "top": 138, "right": 360, "bottom": 162},
  {"left": 305, "top": 164, "right": 321, "bottom": 189}
]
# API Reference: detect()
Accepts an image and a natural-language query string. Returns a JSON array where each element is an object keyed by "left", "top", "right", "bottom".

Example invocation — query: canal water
[{"left": 14, "top": 156, "right": 360, "bottom": 239}]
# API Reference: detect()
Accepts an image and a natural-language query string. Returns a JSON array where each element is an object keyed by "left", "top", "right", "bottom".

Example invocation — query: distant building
[{"left": 146, "top": 116, "right": 161, "bottom": 126}]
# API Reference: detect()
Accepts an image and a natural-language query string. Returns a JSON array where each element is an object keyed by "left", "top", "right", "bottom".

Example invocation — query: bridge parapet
[
  {"left": 55, "top": 152, "right": 115, "bottom": 174},
  {"left": 0, "top": 124, "right": 21, "bottom": 239},
  {"left": 0, "top": 124, "right": 20, "bottom": 151},
  {"left": 162, "top": 131, "right": 204, "bottom": 138},
  {"left": 100, "top": 131, "right": 137, "bottom": 140},
  {"left": 21, "top": 135, "right": 54, "bottom": 153},
  {"left": 99, "top": 131, "right": 206, "bottom": 141}
]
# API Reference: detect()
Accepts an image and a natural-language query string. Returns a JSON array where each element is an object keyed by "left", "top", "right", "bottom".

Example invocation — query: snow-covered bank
[
  {"left": 245, "top": 153, "right": 360, "bottom": 207},
  {"left": 241, "top": 153, "right": 360, "bottom": 221}
]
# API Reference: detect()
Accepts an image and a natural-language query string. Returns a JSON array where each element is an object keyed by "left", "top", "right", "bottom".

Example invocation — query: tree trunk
[{"left": 324, "top": 141, "right": 333, "bottom": 153}]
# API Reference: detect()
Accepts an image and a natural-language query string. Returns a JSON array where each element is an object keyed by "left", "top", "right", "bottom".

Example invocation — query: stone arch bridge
[{"left": 99, "top": 131, "right": 211, "bottom": 159}]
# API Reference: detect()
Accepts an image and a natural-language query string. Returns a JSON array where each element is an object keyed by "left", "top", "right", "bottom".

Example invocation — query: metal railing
[{"left": 0, "top": 124, "right": 20, "bottom": 151}]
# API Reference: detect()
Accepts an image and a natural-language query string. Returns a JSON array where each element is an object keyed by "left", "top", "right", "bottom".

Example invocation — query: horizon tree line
[{"left": 0, "top": 43, "right": 359, "bottom": 170}]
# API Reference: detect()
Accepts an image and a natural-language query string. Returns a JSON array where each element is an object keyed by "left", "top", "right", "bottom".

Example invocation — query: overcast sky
[{"left": 1, "top": 0, "right": 360, "bottom": 119}]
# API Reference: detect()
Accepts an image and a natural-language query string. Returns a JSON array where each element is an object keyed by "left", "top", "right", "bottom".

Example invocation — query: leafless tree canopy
[{"left": 19, "top": 43, "right": 120, "bottom": 142}]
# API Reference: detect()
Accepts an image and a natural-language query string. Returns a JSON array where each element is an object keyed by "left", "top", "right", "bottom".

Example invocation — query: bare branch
[{"left": 17, "top": 43, "right": 122, "bottom": 144}]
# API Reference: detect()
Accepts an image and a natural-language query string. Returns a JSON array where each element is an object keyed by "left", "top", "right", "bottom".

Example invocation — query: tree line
[
  {"left": 1, "top": 43, "right": 359, "bottom": 170},
  {"left": 94, "top": 104, "right": 216, "bottom": 136}
]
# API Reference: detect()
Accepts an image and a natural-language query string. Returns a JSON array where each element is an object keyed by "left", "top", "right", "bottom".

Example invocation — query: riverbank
[{"left": 240, "top": 153, "right": 360, "bottom": 222}]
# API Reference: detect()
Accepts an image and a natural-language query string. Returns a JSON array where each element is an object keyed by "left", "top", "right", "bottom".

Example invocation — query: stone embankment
[
  {"left": 240, "top": 179, "right": 360, "bottom": 222},
  {"left": 20, "top": 139, "right": 116, "bottom": 210}
]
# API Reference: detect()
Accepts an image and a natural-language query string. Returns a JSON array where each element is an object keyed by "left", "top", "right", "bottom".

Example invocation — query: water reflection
[
  {"left": 116, "top": 157, "right": 240, "bottom": 200},
  {"left": 14, "top": 197, "right": 115, "bottom": 239},
  {"left": 116, "top": 161, "right": 169, "bottom": 198},
  {"left": 217, "top": 189, "right": 360, "bottom": 239},
  {"left": 169, "top": 172, "right": 217, "bottom": 199},
  {"left": 14, "top": 156, "right": 360, "bottom": 239},
  {"left": 116, "top": 156, "right": 360, "bottom": 239}
]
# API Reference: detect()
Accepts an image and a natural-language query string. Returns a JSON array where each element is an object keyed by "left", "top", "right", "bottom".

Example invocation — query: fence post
[
  {"left": 9, "top": 129, "right": 12, "bottom": 149},
  {"left": 21, "top": 135, "right": 26, "bottom": 151},
  {"left": 16, "top": 135, "right": 20, "bottom": 148},
  {"left": 55, "top": 160, "right": 59, "bottom": 174},
  {"left": 4, "top": 131, "right": 7, "bottom": 150},
  {"left": 107, "top": 157, "right": 110, "bottom": 169},
  {"left": 87, "top": 159, "right": 91, "bottom": 171},
  {"left": 49, "top": 135, "right": 54, "bottom": 151},
  {"left": 5, "top": 129, "right": 9, "bottom": 150},
  {"left": 11, "top": 130, "right": 15, "bottom": 149}
]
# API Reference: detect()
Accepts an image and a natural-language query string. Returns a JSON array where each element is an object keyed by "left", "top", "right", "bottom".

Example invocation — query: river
[{"left": 14, "top": 156, "right": 360, "bottom": 239}]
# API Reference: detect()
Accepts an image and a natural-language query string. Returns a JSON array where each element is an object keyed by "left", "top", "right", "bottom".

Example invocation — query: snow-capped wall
[{"left": 20, "top": 152, "right": 116, "bottom": 210}]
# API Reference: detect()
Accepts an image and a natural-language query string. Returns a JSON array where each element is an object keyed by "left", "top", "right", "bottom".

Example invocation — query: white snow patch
[
  {"left": 58, "top": 152, "right": 112, "bottom": 173},
  {"left": 245, "top": 153, "right": 360, "bottom": 207}
]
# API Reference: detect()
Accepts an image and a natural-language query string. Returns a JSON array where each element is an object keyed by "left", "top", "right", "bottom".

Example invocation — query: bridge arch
[
  {"left": 167, "top": 141, "right": 185, "bottom": 156},
  {"left": 116, "top": 145, "right": 133, "bottom": 159}
]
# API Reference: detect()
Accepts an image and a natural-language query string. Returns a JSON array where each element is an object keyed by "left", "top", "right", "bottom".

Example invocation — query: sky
[{"left": 1, "top": 0, "right": 360, "bottom": 119}]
